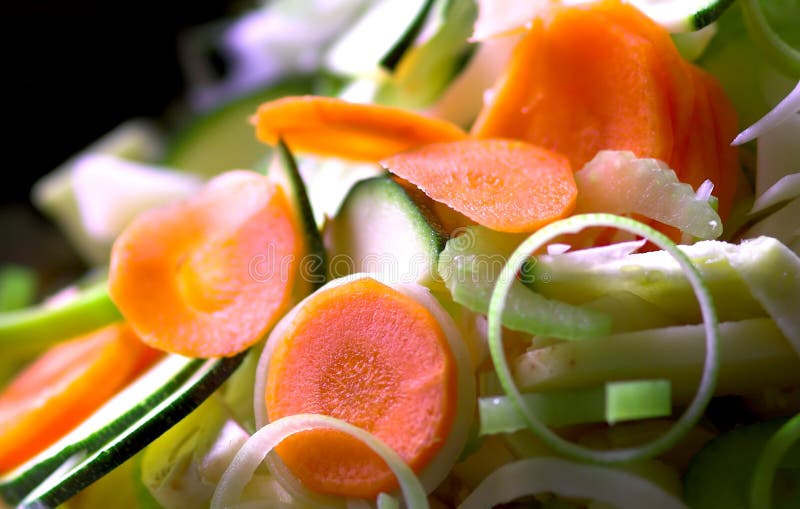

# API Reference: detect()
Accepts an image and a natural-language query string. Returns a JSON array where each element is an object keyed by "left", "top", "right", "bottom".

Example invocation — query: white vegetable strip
[
  {"left": 211, "top": 414, "right": 428, "bottom": 509},
  {"left": 755, "top": 112, "right": 800, "bottom": 199},
  {"left": 751, "top": 173, "right": 800, "bottom": 214},
  {"left": 457, "top": 457, "right": 687, "bottom": 509},
  {"left": 732, "top": 79, "right": 800, "bottom": 145}
]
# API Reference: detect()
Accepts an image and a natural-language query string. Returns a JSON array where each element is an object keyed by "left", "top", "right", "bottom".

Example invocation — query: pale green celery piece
[
  {"left": 31, "top": 120, "right": 165, "bottom": 265},
  {"left": 574, "top": 151, "right": 723, "bottom": 240},
  {"left": 514, "top": 318, "right": 800, "bottom": 404},
  {"left": 531, "top": 238, "right": 771, "bottom": 324},
  {"left": 0, "top": 265, "right": 37, "bottom": 312},
  {"left": 438, "top": 225, "right": 612, "bottom": 340},
  {"left": 375, "top": 0, "right": 477, "bottom": 109},
  {"left": 216, "top": 346, "right": 262, "bottom": 434},
  {"left": 479, "top": 380, "right": 671, "bottom": 435},
  {"left": 377, "top": 493, "right": 400, "bottom": 509},
  {"left": 726, "top": 235, "right": 800, "bottom": 351},
  {"left": 605, "top": 380, "right": 671, "bottom": 425},
  {"left": 0, "top": 282, "right": 121, "bottom": 360},
  {"left": 580, "top": 291, "right": 678, "bottom": 333},
  {"left": 141, "top": 395, "right": 250, "bottom": 509}
]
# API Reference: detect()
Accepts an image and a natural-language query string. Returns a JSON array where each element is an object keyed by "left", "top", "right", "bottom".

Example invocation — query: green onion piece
[
  {"left": 480, "top": 380, "right": 671, "bottom": 435},
  {"left": 0, "top": 282, "right": 121, "bottom": 359},
  {"left": 458, "top": 457, "right": 686, "bottom": 509},
  {"left": 605, "top": 380, "right": 671, "bottom": 425},
  {"left": 750, "top": 412, "right": 800, "bottom": 509},
  {"left": 0, "top": 265, "right": 37, "bottom": 312},
  {"left": 487, "top": 213, "right": 719, "bottom": 463},
  {"left": 211, "top": 414, "right": 429, "bottom": 509}
]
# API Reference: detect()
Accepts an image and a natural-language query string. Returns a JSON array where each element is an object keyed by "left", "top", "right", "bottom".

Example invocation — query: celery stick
[
  {"left": 532, "top": 238, "right": 771, "bottom": 324},
  {"left": 0, "top": 282, "right": 121, "bottom": 359},
  {"left": 479, "top": 380, "right": 671, "bottom": 435},
  {"left": 514, "top": 319, "right": 800, "bottom": 403},
  {"left": 0, "top": 265, "right": 37, "bottom": 312}
]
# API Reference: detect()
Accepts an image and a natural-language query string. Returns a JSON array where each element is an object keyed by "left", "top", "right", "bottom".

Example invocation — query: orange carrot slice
[
  {"left": 253, "top": 95, "right": 468, "bottom": 162},
  {"left": 109, "top": 170, "right": 302, "bottom": 358},
  {"left": 265, "top": 277, "right": 457, "bottom": 498},
  {"left": 0, "top": 322, "right": 160, "bottom": 473},
  {"left": 591, "top": 0, "right": 696, "bottom": 159},
  {"left": 381, "top": 138, "right": 576, "bottom": 233},
  {"left": 470, "top": 5, "right": 673, "bottom": 171}
]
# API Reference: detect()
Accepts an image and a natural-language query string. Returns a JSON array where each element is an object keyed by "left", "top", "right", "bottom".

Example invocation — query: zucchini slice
[
  {"left": 0, "top": 353, "right": 245, "bottom": 508},
  {"left": 324, "top": 175, "right": 446, "bottom": 288},
  {"left": 260, "top": 139, "right": 328, "bottom": 297}
]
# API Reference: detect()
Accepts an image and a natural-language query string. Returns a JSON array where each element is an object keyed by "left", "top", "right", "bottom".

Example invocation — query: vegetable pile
[{"left": 2, "top": 0, "right": 800, "bottom": 508}]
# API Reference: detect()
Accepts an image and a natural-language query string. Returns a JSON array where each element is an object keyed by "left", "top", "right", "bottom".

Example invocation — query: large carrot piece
[
  {"left": 264, "top": 277, "right": 457, "bottom": 498},
  {"left": 109, "top": 171, "right": 302, "bottom": 358},
  {"left": 381, "top": 138, "right": 577, "bottom": 233},
  {"left": 470, "top": 4, "right": 674, "bottom": 171},
  {"left": 0, "top": 322, "right": 160, "bottom": 473},
  {"left": 253, "top": 95, "right": 468, "bottom": 162}
]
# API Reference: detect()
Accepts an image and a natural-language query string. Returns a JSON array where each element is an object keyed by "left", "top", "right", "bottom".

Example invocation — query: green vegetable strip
[
  {"left": 211, "top": 414, "right": 428, "bottom": 509},
  {"left": 487, "top": 213, "right": 719, "bottom": 464},
  {"left": 479, "top": 380, "right": 672, "bottom": 435},
  {"left": 437, "top": 226, "right": 612, "bottom": 340},
  {"left": 0, "top": 282, "right": 121, "bottom": 359},
  {"left": 515, "top": 318, "right": 798, "bottom": 404},
  {"left": 605, "top": 380, "right": 671, "bottom": 425},
  {"left": 0, "top": 266, "right": 37, "bottom": 312},
  {"left": 750, "top": 412, "right": 800, "bottom": 509}
]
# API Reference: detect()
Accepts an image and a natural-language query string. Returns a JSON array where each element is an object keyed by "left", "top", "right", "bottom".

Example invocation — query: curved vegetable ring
[
  {"left": 487, "top": 213, "right": 720, "bottom": 463},
  {"left": 750, "top": 412, "right": 800, "bottom": 509},
  {"left": 210, "top": 414, "right": 428, "bottom": 509}
]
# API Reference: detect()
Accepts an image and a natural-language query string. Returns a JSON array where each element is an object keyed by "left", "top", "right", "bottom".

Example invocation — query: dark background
[
  {"left": 1, "top": 1, "right": 242, "bottom": 280},
  {"left": 2, "top": 1, "right": 241, "bottom": 206}
]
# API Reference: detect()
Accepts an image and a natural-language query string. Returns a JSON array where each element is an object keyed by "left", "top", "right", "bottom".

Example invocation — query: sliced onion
[
  {"left": 487, "top": 213, "right": 719, "bottom": 463},
  {"left": 457, "top": 457, "right": 687, "bottom": 509},
  {"left": 211, "top": 414, "right": 428, "bottom": 509}
]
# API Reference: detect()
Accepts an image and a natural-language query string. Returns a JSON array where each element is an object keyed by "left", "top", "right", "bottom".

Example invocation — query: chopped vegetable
[
  {"left": 0, "top": 323, "right": 160, "bottom": 473},
  {"left": 381, "top": 138, "right": 576, "bottom": 233},
  {"left": 252, "top": 95, "right": 468, "bottom": 161},
  {"left": 471, "top": 2, "right": 674, "bottom": 172},
  {"left": 262, "top": 276, "right": 459, "bottom": 498},
  {"left": 109, "top": 170, "right": 302, "bottom": 358}
]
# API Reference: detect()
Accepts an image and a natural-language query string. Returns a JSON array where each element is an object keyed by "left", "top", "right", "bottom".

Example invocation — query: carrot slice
[
  {"left": 381, "top": 138, "right": 576, "bottom": 233},
  {"left": 0, "top": 322, "right": 160, "bottom": 473},
  {"left": 470, "top": 5, "right": 673, "bottom": 171},
  {"left": 265, "top": 277, "right": 457, "bottom": 498},
  {"left": 591, "top": 0, "right": 696, "bottom": 159},
  {"left": 253, "top": 95, "right": 468, "bottom": 162},
  {"left": 109, "top": 170, "right": 302, "bottom": 358}
]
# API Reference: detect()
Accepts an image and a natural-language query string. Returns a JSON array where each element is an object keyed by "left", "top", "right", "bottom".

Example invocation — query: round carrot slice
[
  {"left": 109, "top": 170, "right": 302, "bottom": 358},
  {"left": 252, "top": 95, "right": 468, "bottom": 162},
  {"left": 471, "top": 6, "right": 673, "bottom": 171},
  {"left": 0, "top": 322, "right": 160, "bottom": 473},
  {"left": 381, "top": 138, "right": 576, "bottom": 233},
  {"left": 264, "top": 277, "right": 458, "bottom": 498}
]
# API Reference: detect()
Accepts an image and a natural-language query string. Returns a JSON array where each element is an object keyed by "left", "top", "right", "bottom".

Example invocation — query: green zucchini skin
[{"left": 0, "top": 353, "right": 246, "bottom": 508}]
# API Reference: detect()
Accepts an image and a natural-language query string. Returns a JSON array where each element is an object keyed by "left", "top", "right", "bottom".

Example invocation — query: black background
[{"left": 2, "top": 1, "right": 239, "bottom": 205}]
